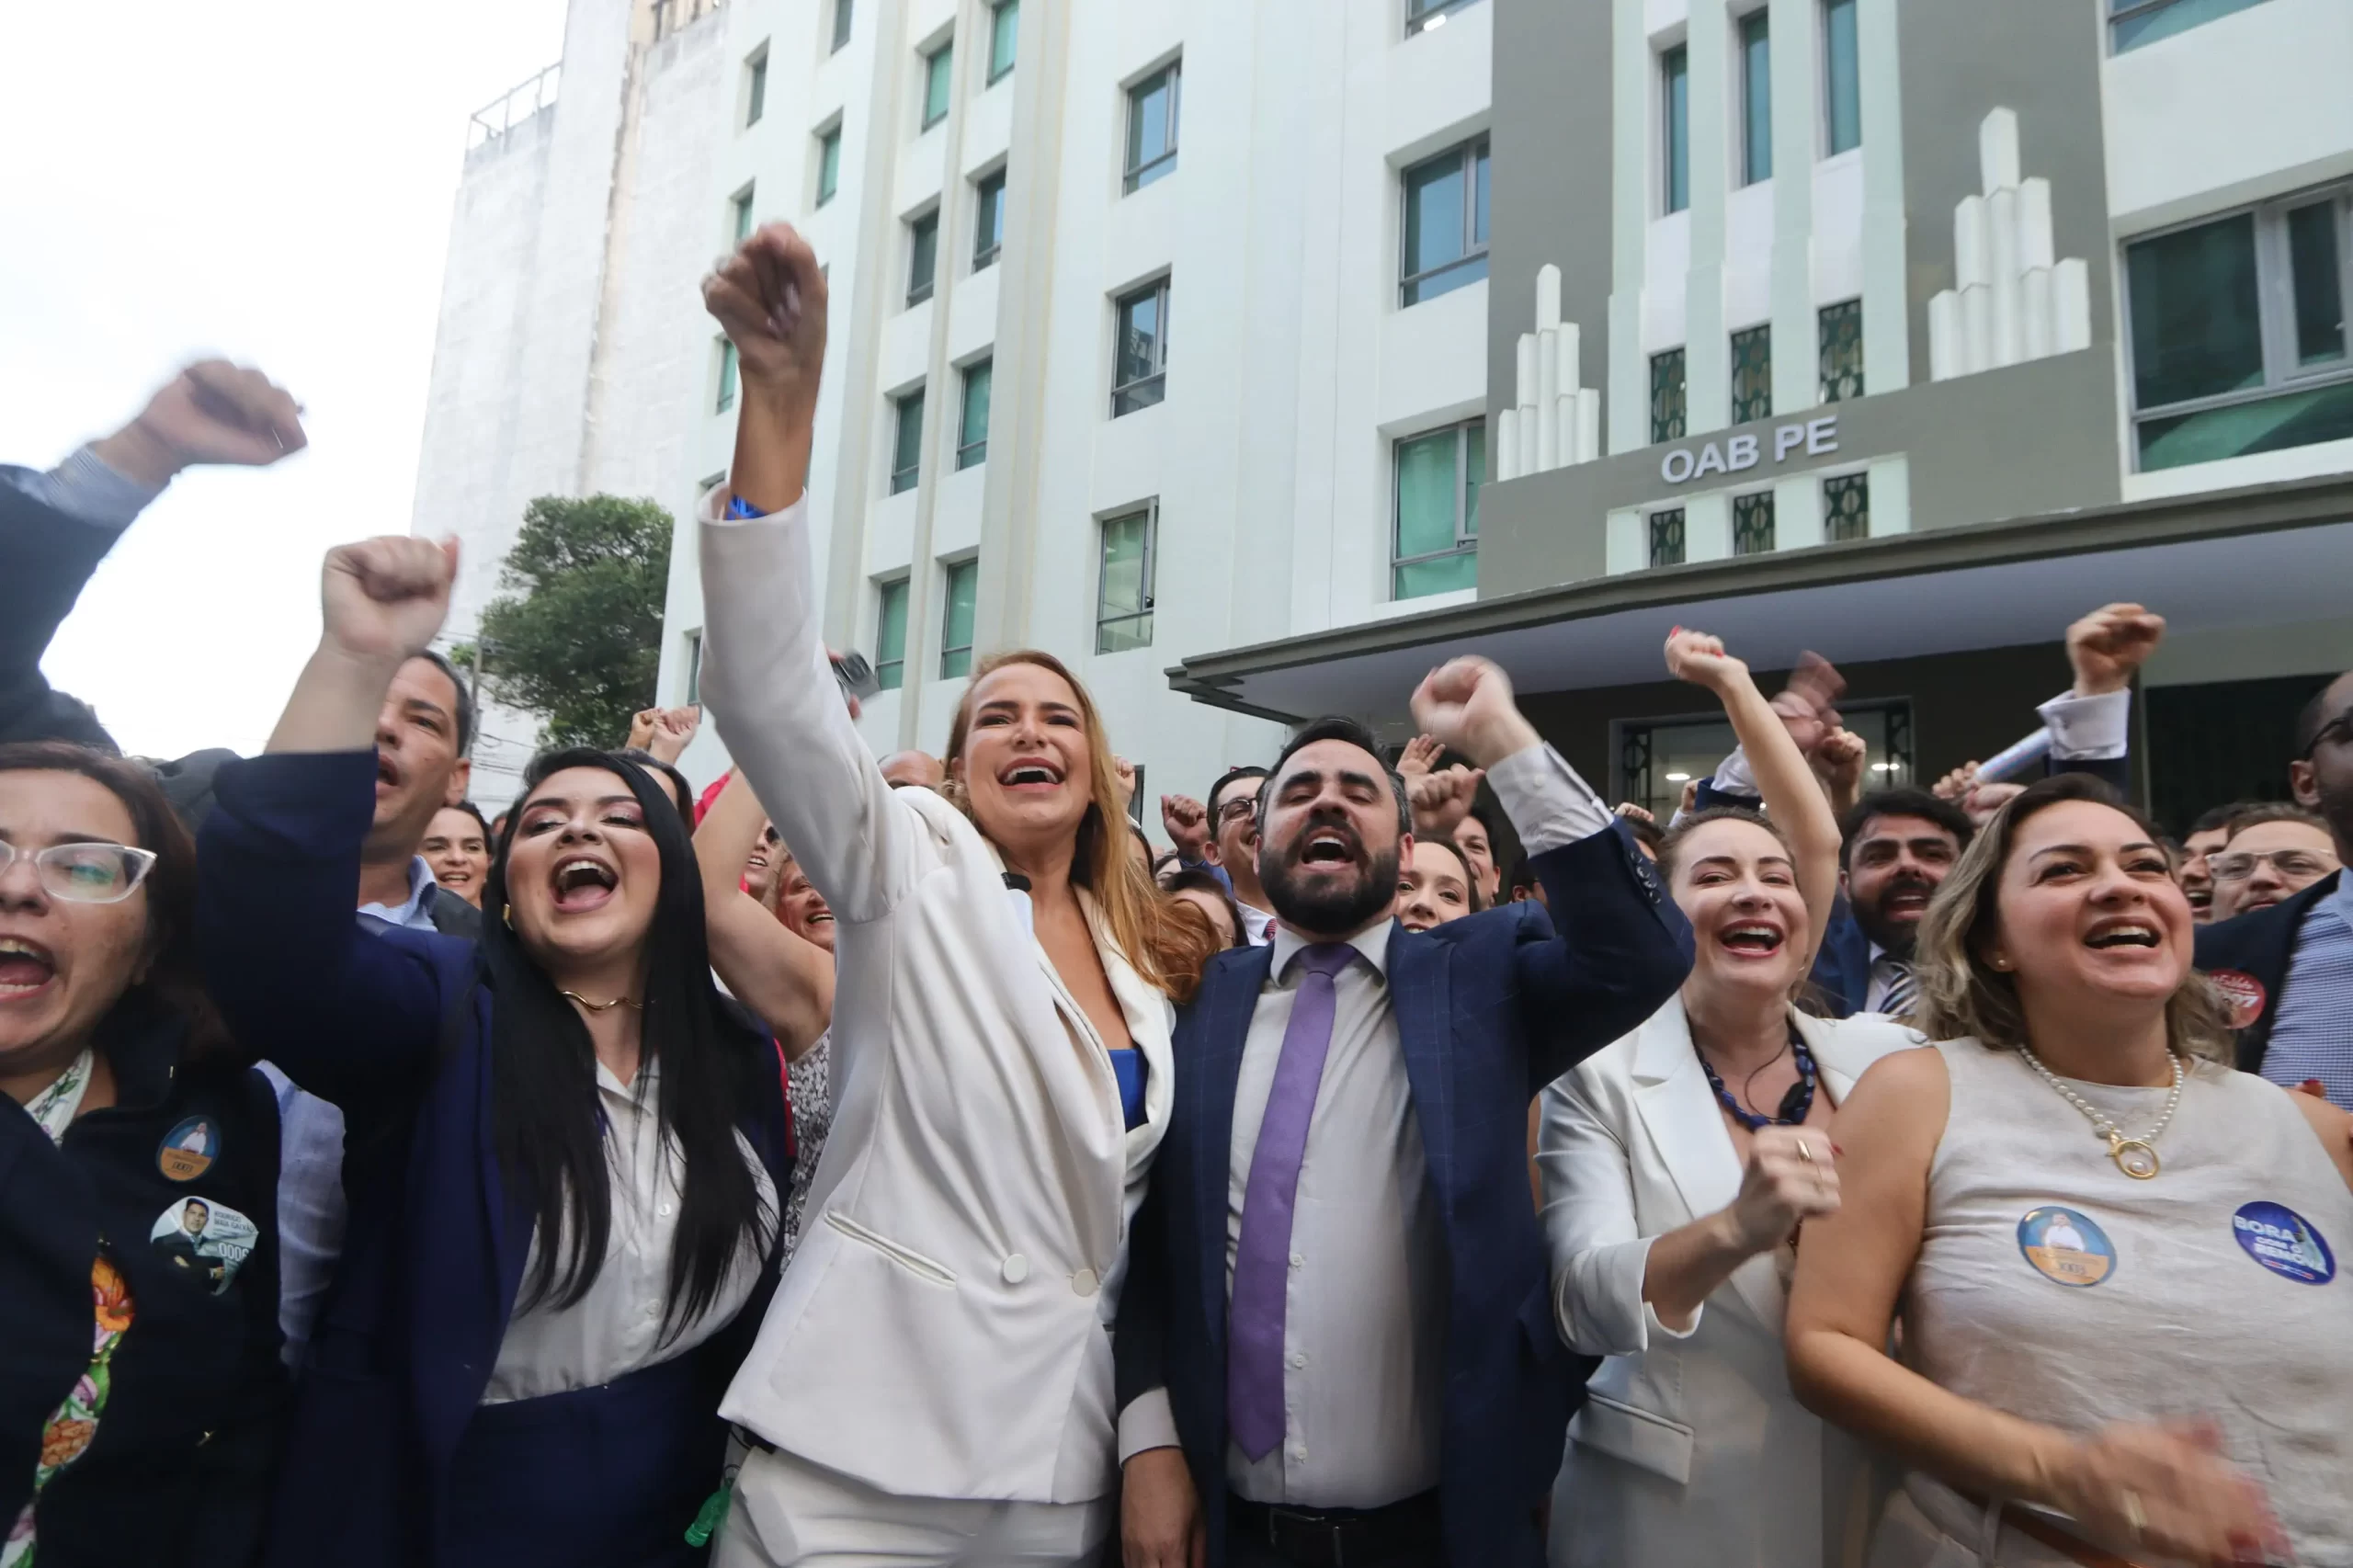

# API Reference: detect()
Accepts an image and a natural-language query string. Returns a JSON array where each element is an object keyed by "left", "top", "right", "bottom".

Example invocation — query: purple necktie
[{"left": 1228, "top": 942, "right": 1358, "bottom": 1461}]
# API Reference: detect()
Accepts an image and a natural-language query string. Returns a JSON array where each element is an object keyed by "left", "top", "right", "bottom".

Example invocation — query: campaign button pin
[
  {"left": 2017, "top": 1205, "right": 2116, "bottom": 1288},
  {"left": 150, "top": 1195, "right": 259, "bottom": 1295},
  {"left": 156, "top": 1117, "right": 220, "bottom": 1182},
  {"left": 2207, "top": 970, "right": 2266, "bottom": 1030},
  {"left": 2232, "top": 1201, "right": 2336, "bottom": 1285}
]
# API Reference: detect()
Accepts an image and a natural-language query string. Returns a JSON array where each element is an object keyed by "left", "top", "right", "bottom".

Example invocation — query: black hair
[
  {"left": 1258, "top": 717, "right": 1410, "bottom": 837},
  {"left": 409, "top": 648, "right": 476, "bottom": 756},
  {"left": 1837, "top": 787, "right": 1974, "bottom": 870},
  {"left": 615, "top": 747, "right": 697, "bottom": 822},
  {"left": 1207, "top": 766, "right": 1272, "bottom": 827},
  {"left": 438, "top": 800, "right": 493, "bottom": 839},
  {"left": 1161, "top": 868, "right": 1253, "bottom": 949},
  {"left": 1507, "top": 855, "right": 1542, "bottom": 894},
  {"left": 483, "top": 746, "right": 773, "bottom": 1338},
  {"left": 1619, "top": 811, "right": 1665, "bottom": 852},
  {"left": 2187, "top": 801, "right": 2268, "bottom": 838},
  {"left": 2294, "top": 673, "right": 2352, "bottom": 758}
]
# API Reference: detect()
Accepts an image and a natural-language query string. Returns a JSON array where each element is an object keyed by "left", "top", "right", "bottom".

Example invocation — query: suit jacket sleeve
[
  {"left": 1535, "top": 1069, "right": 1705, "bottom": 1357},
  {"left": 1511, "top": 825, "right": 1694, "bottom": 1093},
  {"left": 0, "top": 469, "right": 122, "bottom": 745},
  {"left": 197, "top": 750, "right": 449, "bottom": 1108},
  {"left": 1112, "top": 1157, "right": 1183, "bottom": 1459}
]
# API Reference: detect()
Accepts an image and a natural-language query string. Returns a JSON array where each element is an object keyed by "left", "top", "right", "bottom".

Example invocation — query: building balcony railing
[{"left": 468, "top": 62, "right": 561, "bottom": 149}]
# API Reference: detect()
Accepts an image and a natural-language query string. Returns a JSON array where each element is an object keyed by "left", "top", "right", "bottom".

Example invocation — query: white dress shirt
[
  {"left": 484, "top": 1059, "right": 778, "bottom": 1403},
  {"left": 1236, "top": 901, "right": 1278, "bottom": 947}
]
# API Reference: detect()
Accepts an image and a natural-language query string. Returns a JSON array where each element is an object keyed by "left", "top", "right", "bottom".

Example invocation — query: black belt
[{"left": 1226, "top": 1490, "right": 1442, "bottom": 1568}]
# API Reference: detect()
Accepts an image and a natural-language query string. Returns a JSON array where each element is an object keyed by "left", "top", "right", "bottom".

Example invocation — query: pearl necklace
[{"left": 2014, "top": 1043, "right": 2184, "bottom": 1180}]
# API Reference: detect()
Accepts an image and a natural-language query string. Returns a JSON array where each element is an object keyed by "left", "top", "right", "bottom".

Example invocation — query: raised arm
[
  {"left": 695, "top": 767, "right": 835, "bottom": 1060},
  {"left": 1666, "top": 630, "right": 1843, "bottom": 964},
  {"left": 698, "top": 223, "right": 923, "bottom": 926}
]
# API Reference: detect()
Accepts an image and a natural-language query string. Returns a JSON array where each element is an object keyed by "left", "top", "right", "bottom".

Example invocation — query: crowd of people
[{"left": 0, "top": 220, "right": 2348, "bottom": 1568}]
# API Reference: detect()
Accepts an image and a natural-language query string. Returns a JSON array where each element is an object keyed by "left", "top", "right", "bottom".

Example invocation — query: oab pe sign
[{"left": 1659, "top": 415, "right": 1840, "bottom": 485}]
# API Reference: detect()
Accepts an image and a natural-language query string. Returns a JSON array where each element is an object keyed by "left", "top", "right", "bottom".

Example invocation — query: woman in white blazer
[
  {"left": 696, "top": 226, "right": 1216, "bottom": 1567},
  {"left": 1537, "top": 631, "right": 1920, "bottom": 1568}
]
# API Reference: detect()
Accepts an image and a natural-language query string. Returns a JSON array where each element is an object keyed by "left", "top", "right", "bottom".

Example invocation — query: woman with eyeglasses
[
  {"left": 195, "top": 537, "right": 794, "bottom": 1568},
  {"left": 0, "top": 741, "right": 289, "bottom": 1568}
]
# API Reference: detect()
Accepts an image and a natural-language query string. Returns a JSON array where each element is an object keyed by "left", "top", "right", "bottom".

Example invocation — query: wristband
[{"left": 725, "top": 494, "right": 768, "bottom": 520}]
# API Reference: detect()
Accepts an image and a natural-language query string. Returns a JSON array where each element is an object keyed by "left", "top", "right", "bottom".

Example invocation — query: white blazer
[
  {"left": 698, "top": 491, "right": 1176, "bottom": 1506},
  {"left": 1537, "top": 997, "right": 1920, "bottom": 1568}
]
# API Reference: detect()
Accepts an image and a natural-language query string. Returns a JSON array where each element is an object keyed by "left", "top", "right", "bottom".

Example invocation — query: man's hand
[
  {"left": 1411, "top": 656, "right": 1540, "bottom": 768},
  {"left": 1407, "top": 764, "right": 1485, "bottom": 840},
  {"left": 649, "top": 705, "right": 702, "bottom": 764},
  {"left": 1121, "top": 1447, "right": 1205, "bottom": 1568},
  {"left": 1961, "top": 779, "right": 2026, "bottom": 827},
  {"left": 2066, "top": 603, "right": 2165, "bottom": 697},
  {"left": 1615, "top": 801, "right": 1657, "bottom": 825},
  {"left": 91, "top": 360, "right": 308, "bottom": 489},
  {"left": 1161, "top": 795, "right": 1211, "bottom": 860},
  {"left": 1813, "top": 727, "right": 1869, "bottom": 815},
  {"left": 1395, "top": 734, "right": 1442, "bottom": 779},
  {"left": 1114, "top": 756, "right": 1139, "bottom": 813},
  {"left": 1932, "top": 762, "right": 1979, "bottom": 803},
  {"left": 320, "top": 536, "right": 458, "bottom": 666},
  {"left": 1770, "top": 651, "right": 1846, "bottom": 758},
  {"left": 627, "top": 709, "right": 661, "bottom": 751}
]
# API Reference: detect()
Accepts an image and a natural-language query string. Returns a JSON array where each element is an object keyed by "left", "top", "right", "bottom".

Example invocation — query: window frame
[
  {"left": 1095, "top": 501, "right": 1159, "bottom": 654},
  {"left": 987, "top": 0, "right": 1018, "bottom": 84},
  {"left": 1647, "top": 506, "right": 1688, "bottom": 567},
  {"left": 890, "top": 387, "right": 926, "bottom": 494},
  {"left": 1399, "top": 137, "right": 1492, "bottom": 308},
  {"left": 1404, "top": 0, "right": 1483, "bottom": 36},
  {"left": 1650, "top": 347, "right": 1688, "bottom": 444},
  {"left": 1122, "top": 62, "right": 1182, "bottom": 194},
  {"left": 920, "top": 40, "right": 954, "bottom": 131},
  {"left": 745, "top": 47, "right": 769, "bottom": 128},
  {"left": 2120, "top": 185, "right": 2353, "bottom": 467},
  {"left": 830, "top": 0, "right": 853, "bottom": 52},
  {"left": 683, "top": 629, "right": 704, "bottom": 704},
  {"left": 1730, "top": 324, "right": 1773, "bottom": 424},
  {"left": 2108, "top": 0, "right": 2275, "bottom": 54},
  {"left": 1821, "top": 0, "right": 1861, "bottom": 157},
  {"left": 729, "top": 183, "right": 756, "bottom": 244},
  {"left": 1111, "top": 277, "right": 1173, "bottom": 416},
  {"left": 938, "top": 557, "right": 979, "bottom": 679},
  {"left": 815, "top": 121, "right": 843, "bottom": 207},
  {"left": 1823, "top": 470, "right": 1871, "bottom": 541},
  {"left": 873, "top": 575, "right": 909, "bottom": 691},
  {"left": 1817, "top": 298, "right": 1865, "bottom": 403},
  {"left": 906, "top": 208, "right": 940, "bottom": 306},
  {"left": 957, "top": 358, "right": 993, "bottom": 471},
  {"left": 1731, "top": 488, "right": 1778, "bottom": 556},
  {"left": 715, "top": 338, "right": 738, "bottom": 413},
  {"left": 972, "top": 168, "right": 1006, "bottom": 270},
  {"left": 1661, "top": 44, "right": 1690, "bottom": 216},
  {"left": 1737, "top": 8, "right": 1772, "bottom": 187},
  {"left": 1390, "top": 416, "right": 1483, "bottom": 599}
]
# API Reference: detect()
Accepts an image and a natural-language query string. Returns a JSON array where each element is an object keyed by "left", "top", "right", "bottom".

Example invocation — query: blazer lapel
[
  {"left": 1197, "top": 946, "right": 1272, "bottom": 1351},
  {"left": 1628, "top": 997, "right": 1781, "bottom": 1324},
  {"left": 1797, "top": 1009, "right": 1867, "bottom": 1105},
  {"left": 1385, "top": 929, "right": 1456, "bottom": 1221}
]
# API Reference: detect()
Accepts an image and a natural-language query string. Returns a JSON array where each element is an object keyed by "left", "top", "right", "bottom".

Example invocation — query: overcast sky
[{"left": 3, "top": 0, "right": 567, "bottom": 759}]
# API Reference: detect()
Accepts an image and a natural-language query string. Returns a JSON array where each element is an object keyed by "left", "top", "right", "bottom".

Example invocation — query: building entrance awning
[{"left": 1167, "top": 475, "right": 2353, "bottom": 724}]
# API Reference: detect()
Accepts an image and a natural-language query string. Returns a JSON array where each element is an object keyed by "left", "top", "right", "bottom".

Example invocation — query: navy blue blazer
[
  {"left": 2195, "top": 869, "right": 2340, "bottom": 1076},
  {"left": 1115, "top": 820, "right": 1692, "bottom": 1568},
  {"left": 195, "top": 751, "right": 793, "bottom": 1567}
]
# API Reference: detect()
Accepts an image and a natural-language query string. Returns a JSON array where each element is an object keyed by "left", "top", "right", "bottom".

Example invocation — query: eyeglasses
[
  {"left": 0, "top": 839, "right": 159, "bottom": 903},
  {"left": 2305, "top": 711, "right": 2353, "bottom": 759},
  {"left": 1214, "top": 799, "right": 1257, "bottom": 824},
  {"left": 2208, "top": 848, "right": 2338, "bottom": 882}
]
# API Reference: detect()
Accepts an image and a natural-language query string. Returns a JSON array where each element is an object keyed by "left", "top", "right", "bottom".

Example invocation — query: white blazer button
[
  {"left": 1002, "top": 1254, "right": 1029, "bottom": 1284},
  {"left": 1071, "top": 1267, "right": 1099, "bottom": 1298}
]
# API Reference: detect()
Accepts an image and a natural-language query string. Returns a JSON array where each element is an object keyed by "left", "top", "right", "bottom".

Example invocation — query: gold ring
[
  {"left": 2120, "top": 1489, "right": 2145, "bottom": 1540},
  {"left": 1795, "top": 1139, "right": 1813, "bottom": 1165}
]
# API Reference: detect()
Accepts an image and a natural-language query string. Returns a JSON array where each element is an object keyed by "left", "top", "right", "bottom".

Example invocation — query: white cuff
[
  {"left": 1710, "top": 745, "right": 1756, "bottom": 798},
  {"left": 2038, "top": 687, "right": 2129, "bottom": 761},
  {"left": 1556, "top": 1234, "right": 1702, "bottom": 1357},
  {"left": 700, "top": 481, "right": 812, "bottom": 529},
  {"left": 1117, "top": 1388, "right": 1182, "bottom": 1464},
  {"left": 1485, "top": 744, "right": 1614, "bottom": 856}
]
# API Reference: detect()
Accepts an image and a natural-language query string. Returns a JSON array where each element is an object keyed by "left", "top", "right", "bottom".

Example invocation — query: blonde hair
[
  {"left": 943, "top": 650, "right": 1215, "bottom": 1004},
  {"left": 1910, "top": 774, "right": 2234, "bottom": 1062}
]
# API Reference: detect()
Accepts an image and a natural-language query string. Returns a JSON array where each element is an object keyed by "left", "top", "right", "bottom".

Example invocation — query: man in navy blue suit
[{"left": 1115, "top": 655, "right": 1691, "bottom": 1568}]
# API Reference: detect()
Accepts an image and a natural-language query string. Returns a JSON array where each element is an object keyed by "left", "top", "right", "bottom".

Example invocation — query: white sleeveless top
[{"left": 1885, "top": 1039, "right": 2353, "bottom": 1565}]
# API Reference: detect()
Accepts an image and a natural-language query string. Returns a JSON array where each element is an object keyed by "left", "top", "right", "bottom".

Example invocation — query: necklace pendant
[{"left": 2108, "top": 1133, "right": 2160, "bottom": 1180}]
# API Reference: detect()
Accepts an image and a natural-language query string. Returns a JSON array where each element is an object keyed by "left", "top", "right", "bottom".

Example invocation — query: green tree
[{"left": 469, "top": 494, "right": 674, "bottom": 751}]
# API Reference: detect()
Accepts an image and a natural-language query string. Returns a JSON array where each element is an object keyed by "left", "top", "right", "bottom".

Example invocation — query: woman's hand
[
  {"left": 2045, "top": 1420, "right": 2285, "bottom": 1567},
  {"left": 649, "top": 705, "right": 702, "bottom": 764},
  {"left": 1665, "top": 628, "right": 1749, "bottom": 692},
  {"left": 706, "top": 223, "right": 828, "bottom": 513},
  {"left": 1720, "top": 1125, "right": 1840, "bottom": 1254}
]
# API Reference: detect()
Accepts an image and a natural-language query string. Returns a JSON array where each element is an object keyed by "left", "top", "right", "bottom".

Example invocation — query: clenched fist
[
  {"left": 1411, "top": 656, "right": 1539, "bottom": 769},
  {"left": 93, "top": 360, "right": 308, "bottom": 488},
  {"left": 2066, "top": 603, "right": 2165, "bottom": 697},
  {"left": 320, "top": 536, "right": 458, "bottom": 665},
  {"left": 704, "top": 223, "right": 829, "bottom": 417}
]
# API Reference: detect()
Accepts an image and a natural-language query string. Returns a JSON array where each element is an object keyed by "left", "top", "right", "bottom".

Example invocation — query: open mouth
[
  {"left": 1881, "top": 883, "right": 1933, "bottom": 921},
  {"left": 2083, "top": 920, "right": 2160, "bottom": 950},
  {"left": 550, "top": 856, "right": 619, "bottom": 912},
  {"left": 1716, "top": 923, "right": 1786, "bottom": 958},
  {"left": 2185, "top": 888, "right": 2211, "bottom": 911},
  {"left": 0, "top": 937, "right": 58, "bottom": 1000},
  {"left": 997, "top": 759, "right": 1064, "bottom": 791},
  {"left": 375, "top": 755, "right": 402, "bottom": 792},
  {"left": 1298, "top": 826, "right": 1359, "bottom": 869}
]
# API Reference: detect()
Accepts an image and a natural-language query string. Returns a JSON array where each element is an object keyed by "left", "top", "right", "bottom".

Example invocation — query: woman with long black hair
[{"left": 195, "top": 535, "right": 790, "bottom": 1568}]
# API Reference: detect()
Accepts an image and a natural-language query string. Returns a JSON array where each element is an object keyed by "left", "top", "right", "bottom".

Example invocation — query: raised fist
[
  {"left": 1406, "top": 764, "right": 1484, "bottom": 840},
  {"left": 96, "top": 360, "right": 307, "bottom": 487},
  {"left": 2067, "top": 603, "right": 2166, "bottom": 698},
  {"left": 649, "top": 706, "right": 703, "bottom": 764},
  {"left": 1410, "top": 656, "right": 1536, "bottom": 767},
  {"left": 320, "top": 536, "right": 458, "bottom": 665},
  {"left": 1161, "top": 794, "right": 1210, "bottom": 859},
  {"left": 703, "top": 223, "right": 829, "bottom": 415},
  {"left": 1665, "top": 628, "right": 1748, "bottom": 692}
]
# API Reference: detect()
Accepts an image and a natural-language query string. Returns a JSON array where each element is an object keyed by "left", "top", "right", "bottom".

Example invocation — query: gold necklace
[{"left": 560, "top": 992, "right": 642, "bottom": 1013}]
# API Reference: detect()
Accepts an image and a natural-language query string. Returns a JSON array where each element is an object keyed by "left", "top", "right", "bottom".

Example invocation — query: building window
[
  {"left": 2110, "top": 0, "right": 2274, "bottom": 54},
  {"left": 1824, "top": 472, "right": 1870, "bottom": 540},
  {"left": 1621, "top": 700, "right": 1912, "bottom": 821},
  {"left": 1818, "top": 300, "right": 1864, "bottom": 403},
  {"left": 1097, "top": 503, "right": 1157, "bottom": 653},
  {"left": 987, "top": 0, "right": 1018, "bottom": 83},
  {"left": 1739, "top": 10, "right": 1772, "bottom": 186},
  {"left": 1112, "top": 278, "right": 1171, "bottom": 415},
  {"left": 1823, "top": 0, "right": 1860, "bottom": 155},
  {"left": 2127, "top": 189, "right": 2353, "bottom": 472},
  {"left": 745, "top": 48, "right": 768, "bottom": 127},
  {"left": 874, "top": 578, "right": 908, "bottom": 690},
  {"left": 921, "top": 41, "right": 953, "bottom": 131},
  {"left": 816, "top": 124, "right": 842, "bottom": 206},
  {"left": 939, "top": 559, "right": 978, "bottom": 678},
  {"left": 1648, "top": 507, "right": 1687, "bottom": 567},
  {"left": 1650, "top": 348, "right": 1688, "bottom": 443},
  {"left": 1732, "top": 491, "right": 1777, "bottom": 555},
  {"left": 1731, "top": 325, "right": 1773, "bottom": 423},
  {"left": 1392, "top": 418, "right": 1483, "bottom": 600},
  {"left": 716, "top": 339, "right": 738, "bottom": 412},
  {"left": 730, "top": 184, "right": 756, "bottom": 244},
  {"left": 1406, "top": 0, "right": 1483, "bottom": 35},
  {"left": 831, "top": 0, "right": 853, "bottom": 52},
  {"left": 1662, "top": 46, "right": 1689, "bottom": 215},
  {"left": 891, "top": 388, "right": 925, "bottom": 494},
  {"left": 1124, "top": 62, "right": 1180, "bottom": 193},
  {"left": 973, "top": 169, "right": 1006, "bottom": 270},
  {"left": 1401, "top": 138, "right": 1491, "bottom": 307},
  {"left": 958, "top": 359, "right": 992, "bottom": 470},
  {"left": 684, "top": 629, "right": 704, "bottom": 703},
  {"left": 907, "top": 210, "right": 938, "bottom": 305}
]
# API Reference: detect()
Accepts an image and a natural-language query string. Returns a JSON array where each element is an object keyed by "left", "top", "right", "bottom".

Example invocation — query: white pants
[{"left": 713, "top": 1446, "right": 1116, "bottom": 1568}]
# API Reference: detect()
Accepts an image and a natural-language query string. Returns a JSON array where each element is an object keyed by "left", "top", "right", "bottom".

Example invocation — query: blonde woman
[
  {"left": 696, "top": 223, "right": 1215, "bottom": 1567},
  {"left": 1537, "top": 631, "right": 1916, "bottom": 1568},
  {"left": 1788, "top": 773, "right": 2353, "bottom": 1568}
]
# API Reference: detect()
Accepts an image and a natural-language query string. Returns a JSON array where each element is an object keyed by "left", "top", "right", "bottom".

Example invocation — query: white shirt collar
[{"left": 1268, "top": 916, "right": 1393, "bottom": 982}]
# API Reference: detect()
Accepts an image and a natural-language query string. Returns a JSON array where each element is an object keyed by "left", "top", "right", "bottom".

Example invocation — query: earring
[
  {"left": 1989, "top": 955, "right": 2012, "bottom": 971},
  {"left": 502, "top": 904, "right": 513, "bottom": 929}
]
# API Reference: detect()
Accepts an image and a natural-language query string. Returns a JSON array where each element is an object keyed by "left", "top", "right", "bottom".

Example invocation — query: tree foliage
[{"left": 473, "top": 494, "right": 674, "bottom": 751}]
